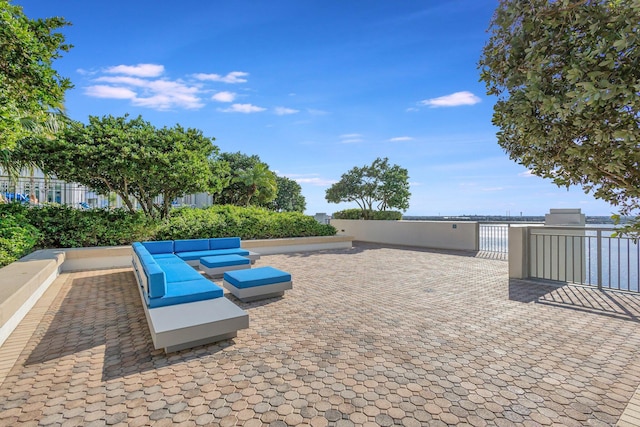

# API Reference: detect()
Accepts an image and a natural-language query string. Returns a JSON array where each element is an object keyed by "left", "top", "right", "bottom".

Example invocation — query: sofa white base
[
  {"left": 135, "top": 273, "right": 249, "bottom": 353},
  {"left": 223, "top": 280, "right": 293, "bottom": 302}
]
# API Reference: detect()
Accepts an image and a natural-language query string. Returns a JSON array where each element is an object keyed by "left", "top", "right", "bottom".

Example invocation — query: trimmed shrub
[
  {"left": 0, "top": 205, "right": 41, "bottom": 268},
  {"left": 24, "top": 205, "right": 155, "bottom": 248},
  {"left": 155, "top": 205, "right": 336, "bottom": 240},
  {"left": 332, "top": 208, "right": 402, "bottom": 220},
  {"left": 332, "top": 208, "right": 366, "bottom": 220},
  {"left": 371, "top": 210, "right": 402, "bottom": 220},
  {"left": 0, "top": 203, "right": 336, "bottom": 266}
]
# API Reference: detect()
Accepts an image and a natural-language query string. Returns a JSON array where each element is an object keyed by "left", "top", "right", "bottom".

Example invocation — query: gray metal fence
[
  {"left": 529, "top": 227, "right": 640, "bottom": 293},
  {"left": 479, "top": 224, "right": 509, "bottom": 254}
]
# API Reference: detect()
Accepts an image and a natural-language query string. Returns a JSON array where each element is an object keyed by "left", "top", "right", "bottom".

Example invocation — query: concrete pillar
[
  {"left": 508, "top": 226, "right": 529, "bottom": 279},
  {"left": 544, "top": 208, "right": 586, "bottom": 226}
]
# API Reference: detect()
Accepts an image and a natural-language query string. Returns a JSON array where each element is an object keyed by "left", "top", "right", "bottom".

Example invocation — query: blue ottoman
[
  {"left": 200, "top": 255, "right": 251, "bottom": 277},
  {"left": 223, "top": 267, "right": 292, "bottom": 302}
]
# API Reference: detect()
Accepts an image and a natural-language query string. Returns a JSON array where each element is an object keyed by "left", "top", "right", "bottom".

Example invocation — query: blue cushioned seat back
[
  {"left": 141, "top": 240, "right": 174, "bottom": 254},
  {"left": 174, "top": 239, "right": 209, "bottom": 253},
  {"left": 209, "top": 237, "right": 241, "bottom": 250},
  {"left": 145, "top": 262, "right": 167, "bottom": 298}
]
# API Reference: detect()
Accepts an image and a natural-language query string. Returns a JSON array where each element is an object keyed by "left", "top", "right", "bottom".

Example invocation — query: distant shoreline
[{"left": 401, "top": 215, "right": 621, "bottom": 224}]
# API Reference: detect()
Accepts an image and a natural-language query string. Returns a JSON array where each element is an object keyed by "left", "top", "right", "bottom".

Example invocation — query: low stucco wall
[{"left": 331, "top": 219, "right": 479, "bottom": 252}]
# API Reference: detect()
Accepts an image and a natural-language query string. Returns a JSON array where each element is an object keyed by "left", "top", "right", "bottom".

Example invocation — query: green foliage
[
  {"left": 332, "top": 208, "right": 402, "bottom": 220},
  {"left": 332, "top": 208, "right": 366, "bottom": 220},
  {"left": 479, "top": 0, "right": 640, "bottom": 234},
  {"left": 0, "top": 204, "right": 41, "bottom": 267},
  {"left": 0, "top": 1, "right": 72, "bottom": 150},
  {"left": 20, "top": 205, "right": 154, "bottom": 248},
  {"left": 212, "top": 152, "right": 278, "bottom": 207},
  {"left": 0, "top": 204, "right": 336, "bottom": 266},
  {"left": 24, "top": 114, "right": 217, "bottom": 219},
  {"left": 371, "top": 210, "right": 402, "bottom": 220},
  {"left": 234, "top": 163, "right": 277, "bottom": 206},
  {"left": 326, "top": 157, "right": 410, "bottom": 217},
  {"left": 155, "top": 205, "right": 336, "bottom": 241},
  {"left": 266, "top": 175, "right": 306, "bottom": 212}
]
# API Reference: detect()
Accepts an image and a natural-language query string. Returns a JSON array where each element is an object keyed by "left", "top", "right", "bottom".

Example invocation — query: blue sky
[{"left": 18, "top": 0, "right": 616, "bottom": 217}]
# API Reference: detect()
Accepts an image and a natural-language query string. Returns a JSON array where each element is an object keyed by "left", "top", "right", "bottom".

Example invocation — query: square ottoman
[
  {"left": 200, "top": 255, "right": 251, "bottom": 277},
  {"left": 223, "top": 267, "right": 292, "bottom": 302}
]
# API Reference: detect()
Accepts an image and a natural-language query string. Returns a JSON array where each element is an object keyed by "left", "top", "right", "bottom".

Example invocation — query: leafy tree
[
  {"left": 325, "top": 157, "right": 410, "bottom": 219},
  {"left": 479, "top": 0, "right": 640, "bottom": 234},
  {"left": 22, "top": 114, "right": 217, "bottom": 219},
  {"left": 212, "top": 152, "right": 277, "bottom": 206},
  {"left": 0, "top": 1, "right": 72, "bottom": 150},
  {"left": 266, "top": 175, "right": 306, "bottom": 212},
  {"left": 234, "top": 163, "right": 277, "bottom": 206}
]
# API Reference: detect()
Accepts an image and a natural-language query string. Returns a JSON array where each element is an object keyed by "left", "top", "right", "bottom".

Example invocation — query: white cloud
[
  {"left": 274, "top": 107, "right": 299, "bottom": 115},
  {"left": 519, "top": 170, "right": 535, "bottom": 177},
  {"left": 194, "top": 71, "right": 248, "bottom": 83},
  {"left": 218, "top": 103, "right": 266, "bottom": 113},
  {"left": 95, "top": 76, "right": 148, "bottom": 86},
  {"left": 84, "top": 85, "right": 136, "bottom": 99},
  {"left": 420, "top": 91, "right": 481, "bottom": 108},
  {"left": 86, "top": 75, "right": 203, "bottom": 110},
  {"left": 105, "top": 63, "right": 164, "bottom": 77},
  {"left": 339, "top": 133, "right": 363, "bottom": 144},
  {"left": 286, "top": 174, "right": 336, "bottom": 186},
  {"left": 307, "top": 108, "right": 330, "bottom": 116},
  {"left": 212, "top": 91, "right": 236, "bottom": 102},
  {"left": 388, "top": 136, "right": 413, "bottom": 142}
]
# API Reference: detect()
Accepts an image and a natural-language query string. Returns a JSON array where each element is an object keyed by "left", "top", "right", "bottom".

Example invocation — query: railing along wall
[
  {"left": 479, "top": 223, "right": 509, "bottom": 254},
  {"left": 527, "top": 226, "right": 640, "bottom": 293}
]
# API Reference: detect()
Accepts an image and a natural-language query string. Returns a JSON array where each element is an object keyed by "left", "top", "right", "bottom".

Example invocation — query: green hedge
[
  {"left": 0, "top": 203, "right": 337, "bottom": 268},
  {"left": 0, "top": 205, "right": 41, "bottom": 267},
  {"left": 332, "top": 208, "right": 402, "bottom": 220},
  {"left": 24, "top": 205, "right": 155, "bottom": 248},
  {"left": 155, "top": 205, "right": 336, "bottom": 240}
]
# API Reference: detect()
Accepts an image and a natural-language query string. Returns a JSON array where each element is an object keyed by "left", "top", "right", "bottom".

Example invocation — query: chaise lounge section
[{"left": 132, "top": 241, "right": 249, "bottom": 353}]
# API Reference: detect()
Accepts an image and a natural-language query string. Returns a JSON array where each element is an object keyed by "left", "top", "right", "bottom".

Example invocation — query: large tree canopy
[
  {"left": 0, "top": 1, "right": 72, "bottom": 150},
  {"left": 21, "top": 114, "right": 217, "bottom": 219},
  {"left": 266, "top": 175, "right": 306, "bottom": 213},
  {"left": 479, "top": 0, "right": 640, "bottom": 232},
  {"left": 212, "top": 152, "right": 277, "bottom": 207},
  {"left": 325, "top": 157, "right": 410, "bottom": 218}
]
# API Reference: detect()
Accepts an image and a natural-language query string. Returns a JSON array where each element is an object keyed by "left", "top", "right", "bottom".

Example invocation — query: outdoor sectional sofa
[{"left": 131, "top": 239, "right": 251, "bottom": 353}]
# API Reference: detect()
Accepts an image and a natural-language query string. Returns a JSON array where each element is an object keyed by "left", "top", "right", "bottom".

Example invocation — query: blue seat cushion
[
  {"left": 174, "top": 239, "right": 209, "bottom": 253},
  {"left": 224, "top": 267, "right": 291, "bottom": 289},
  {"left": 209, "top": 237, "right": 241, "bottom": 250},
  {"left": 176, "top": 248, "right": 250, "bottom": 261},
  {"left": 146, "top": 278, "right": 223, "bottom": 308},
  {"left": 200, "top": 254, "right": 250, "bottom": 268},
  {"left": 155, "top": 257, "right": 204, "bottom": 283},
  {"left": 141, "top": 240, "right": 174, "bottom": 254}
]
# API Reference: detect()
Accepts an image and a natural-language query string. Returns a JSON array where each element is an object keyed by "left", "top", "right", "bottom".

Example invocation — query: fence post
[
  {"left": 596, "top": 229, "right": 602, "bottom": 290},
  {"left": 508, "top": 226, "right": 528, "bottom": 279}
]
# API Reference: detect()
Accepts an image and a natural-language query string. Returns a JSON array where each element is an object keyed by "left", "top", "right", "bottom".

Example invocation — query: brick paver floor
[{"left": 2, "top": 243, "right": 640, "bottom": 426}]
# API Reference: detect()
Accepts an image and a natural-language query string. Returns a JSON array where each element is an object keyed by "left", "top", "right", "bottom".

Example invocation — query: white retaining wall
[{"left": 330, "top": 220, "right": 479, "bottom": 251}]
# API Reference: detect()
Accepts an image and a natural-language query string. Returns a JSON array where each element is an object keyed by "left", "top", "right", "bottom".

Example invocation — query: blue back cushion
[
  {"left": 141, "top": 240, "right": 174, "bottom": 254},
  {"left": 145, "top": 261, "right": 166, "bottom": 298},
  {"left": 174, "top": 239, "right": 209, "bottom": 253},
  {"left": 210, "top": 237, "right": 241, "bottom": 250}
]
